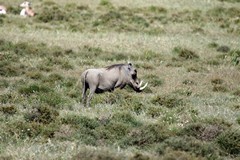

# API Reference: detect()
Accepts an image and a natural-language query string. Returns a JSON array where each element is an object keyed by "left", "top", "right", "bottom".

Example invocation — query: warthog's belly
[{"left": 95, "top": 88, "right": 114, "bottom": 94}]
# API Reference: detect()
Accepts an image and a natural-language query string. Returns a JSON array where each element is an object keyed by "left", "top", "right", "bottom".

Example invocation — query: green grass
[{"left": 0, "top": 0, "right": 240, "bottom": 159}]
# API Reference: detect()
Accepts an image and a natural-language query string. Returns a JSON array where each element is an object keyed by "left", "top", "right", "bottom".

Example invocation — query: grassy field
[{"left": 0, "top": 0, "right": 240, "bottom": 159}]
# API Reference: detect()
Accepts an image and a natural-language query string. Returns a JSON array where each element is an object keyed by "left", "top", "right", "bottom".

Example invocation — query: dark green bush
[
  {"left": 130, "top": 16, "right": 149, "bottom": 28},
  {"left": 157, "top": 136, "right": 220, "bottom": 158},
  {"left": 217, "top": 129, "right": 240, "bottom": 155},
  {"left": 103, "top": 121, "right": 130, "bottom": 140},
  {"left": 211, "top": 78, "right": 228, "bottom": 92},
  {"left": 229, "top": 50, "right": 240, "bottom": 65},
  {"left": 211, "top": 78, "right": 224, "bottom": 85},
  {"left": 6, "top": 6, "right": 20, "bottom": 14},
  {"left": 212, "top": 85, "right": 228, "bottom": 92},
  {"left": 95, "top": 11, "right": 123, "bottom": 26},
  {"left": 72, "top": 148, "right": 124, "bottom": 160},
  {"left": 151, "top": 94, "right": 184, "bottom": 108},
  {"left": 139, "top": 50, "right": 160, "bottom": 61},
  {"left": 216, "top": 45, "right": 230, "bottom": 53},
  {"left": 19, "top": 84, "right": 51, "bottom": 96},
  {"left": 146, "top": 74, "right": 163, "bottom": 87},
  {"left": 24, "top": 105, "right": 59, "bottom": 124},
  {"left": 148, "top": 6, "right": 167, "bottom": 13},
  {"left": 182, "top": 79, "right": 195, "bottom": 85},
  {"left": 208, "top": 42, "right": 219, "bottom": 48},
  {"left": 0, "top": 105, "right": 17, "bottom": 115},
  {"left": 49, "top": 73, "right": 64, "bottom": 81},
  {"left": 130, "top": 153, "right": 150, "bottom": 160},
  {"left": 36, "top": 5, "right": 70, "bottom": 23},
  {"left": 180, "top": 123, "right": 224, "bottom": 141},
  {"left": 25, "top": 71, "right": 44, "bottom": 80},
  {"left": 236, "top": 116, "right": 240, "bottom": 125},
  {"left": 111, "top": 112, "right": 141, "bottom": 127},
  {"left": 99, "top": 0, "right": 114, "bottom": 8},
  {"left": 146, "top": 106, "right": 162, "bottom": 118},
  {"left": 173, "top": 47, "right": 199, "bottom": 60},
  {"left": 122, "top": 123, "right": 168, "bottom": 147},
  {"left": 62, "top": 114, "right": 100, "bottom": 129},
  {"left": 0, "top": 62, "right": 23, "bottom": 77},
  {"left": 6, "top": 120, "right": 59, "bottom": 139},
  {"left": 161, "top": 150, "right": 197, "bottom": 160},
  {"left": 0, "top": 79, "right": 9, "bottom": 88},
  {"left": 0, "top": 93, "right": 14, "bottom": 104},
  {"left": 39, "top": 92, "right": 68, "bottom": 107},
  {"left": 218, "top": 0, "right": 240, "bottom": 2}
]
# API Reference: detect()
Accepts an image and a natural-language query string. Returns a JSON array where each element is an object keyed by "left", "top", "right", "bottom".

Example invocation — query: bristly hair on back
[{"left": 105, "top": 63, "right": 125, "bottom": 70}]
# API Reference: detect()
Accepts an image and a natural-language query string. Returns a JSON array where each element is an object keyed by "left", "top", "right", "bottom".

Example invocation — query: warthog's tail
[
  {"left": 69, "top": 72, "right": 86, "bottom": 94},
  {"left": 82, "top": 71, "right": 88, "bottom": 93},
  {"left": 82, "top": 71, "right": 89, "bottom": 104}
]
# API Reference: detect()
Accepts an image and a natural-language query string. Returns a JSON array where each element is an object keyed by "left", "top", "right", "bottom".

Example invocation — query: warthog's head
[{"left": 125, "top": 63, "right": 148, "bottom": 92}]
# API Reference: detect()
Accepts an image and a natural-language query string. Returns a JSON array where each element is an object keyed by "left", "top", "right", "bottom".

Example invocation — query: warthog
[{"left": 81, "top": 63, "right": 148, "bottom": 107}]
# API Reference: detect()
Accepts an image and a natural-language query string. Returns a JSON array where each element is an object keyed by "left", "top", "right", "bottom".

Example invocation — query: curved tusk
[
  {"left": 138, "top": 80, "right": 143, "bottom": 87},
  {"left": 140, "top": 82, "right": 148, "bottom": 90}
]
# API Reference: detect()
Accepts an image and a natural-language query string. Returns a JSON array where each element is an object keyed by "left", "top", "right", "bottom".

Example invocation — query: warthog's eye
[{"left": 132, "top": 74, "right": 137, "bottom": 80}]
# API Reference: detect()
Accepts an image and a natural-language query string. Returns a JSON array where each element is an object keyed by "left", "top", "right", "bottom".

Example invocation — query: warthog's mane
[{"left": 105, "top": 63, "right": 126, "bottom": 70}]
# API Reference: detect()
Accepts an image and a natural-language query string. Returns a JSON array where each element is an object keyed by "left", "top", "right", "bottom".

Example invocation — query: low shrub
[
  {"left": 0, "top": 79, "right": 9, "bottom": 88},
  {"left": 0, "top": 105, "right": 17, "bottom": 115},
  {"left": 182, "top": 79, "right": 195, "bottom": 85},
  {"left": 151, "top": 94, "right": 184, "bottom": 108},
  {"left": 216, "top": 45, "right": 230, "bottom": 53},
  {"left": 72, "top": 148, "right": 124, "bottom": 160},
  {"left": 160, "top": 150, "right": 198, "bottom": 160},
  {"left": 218, "top": 0, "right": 240, "bottom": 3},
  {"left": 36, "top": 5, "right": 70, "bottom": 23},
  {"left": 236, "top": 116, "right": 240, "bottom": 125},
  {"left": 19, "top": 84, "right": 51, "bottom": 96},
  {"left": 0, "top": 62, "right": 23, "bottom": 77},
  {"left": 122, "top": 123, "right": 168, "bottom": 147},
  {"left": 0, "top": 93, "right": 14, "bottom": 104},
  {"left": 6, "top": 121, "right": 59, "bottom": 139},
  {"left": 180, "top": 123, "right": 224, "bottom": 141},
  {"left": 212, "top": 85, "right": 228, "bottom": 92},
  {"left": 233, "top": 89, "right": 240, "bottom": 96},
  {"left": 144, "top": 74, "right": 163, "bottom": 87},
  {"left": 62, "top": 114, "right": 100, "bottom": 129},
  {"left": 208, "top": 42, "right": 219, "bottom": 48},
  {"left": 39, "top": 92, "right": 68, "bottom": 107},
  {"left": 229, "top": 50, "right": 240, "bottom": 65},
  {"left": 24, "top": 105, "right": 59, "bottom": 124},
  {"left": 102, "top": 121, "right": 130, "bottom": 140},
  {"left": 217, "top": 129, "right": 240, "bottom": 155},
  {"left": 130, "top": 153, "right": 150, "bottom": 160},
  {"left": 211, "top": 78, "right": 228, "bottom": 92},
  {"left": 157, "top": 136, "right": 220, "bottom": 159},
  {"left": 99, "top": 0, "right": 114, "bottom": 8},
  {"left": 211, "top": 78, "right": 224, "bottom": 85},
  {"left": 111, "top": 112, "right": 141, "bottom": 127},
  {"left": 25, "top": 71, "right": 44, "bottom": 80},
  {"left": 173, "top": 47, "right": 199, "bottom": 60},
  {"left": 148, "top": 6, "right": 167, "bottom": 13},
  {"left": 146, "top": 106, "right": 162, "bottom": 118}
]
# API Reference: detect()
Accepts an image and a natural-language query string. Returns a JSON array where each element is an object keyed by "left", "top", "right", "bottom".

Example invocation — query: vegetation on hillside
[{"left": 0, "top": 0, "right": 240, "bottom": 159}]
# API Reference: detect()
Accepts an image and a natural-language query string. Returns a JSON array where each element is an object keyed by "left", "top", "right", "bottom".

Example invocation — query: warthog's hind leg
[
  {"left": 86, "top": 87, "right": 96, "bottom": 107},
  {"left": 82, "top": 89, "right": 87, "bottom": 106}
]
